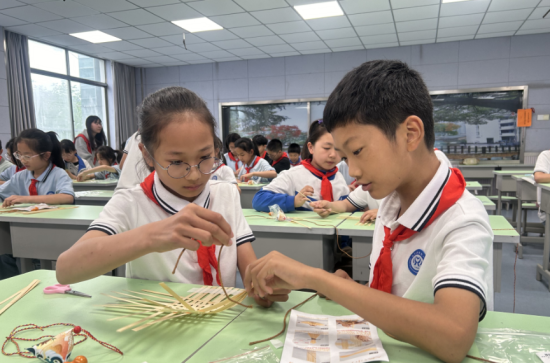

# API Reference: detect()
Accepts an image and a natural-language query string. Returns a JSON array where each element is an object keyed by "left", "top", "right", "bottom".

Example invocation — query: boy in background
[
  {"left": 288, "top": 143, "right": 302, "bottom": 167},
  {"left": 266, "top": 139, "right": 290, "bottom": 174}
]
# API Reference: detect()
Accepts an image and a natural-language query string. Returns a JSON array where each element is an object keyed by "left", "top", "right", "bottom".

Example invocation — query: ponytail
[
  {"left": 301, "top": 119, "right": 328, "bottom": 161},
  {"left": 16, "top": 129, "right": 64, "bottom": 169},
  {"left": 96, "top": 145, "right": 119, "bottom": 165}
]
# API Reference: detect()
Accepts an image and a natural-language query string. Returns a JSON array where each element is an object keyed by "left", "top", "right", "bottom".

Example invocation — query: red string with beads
[{"left": 2, "top": 323, "right": 123, "bottom": 358}]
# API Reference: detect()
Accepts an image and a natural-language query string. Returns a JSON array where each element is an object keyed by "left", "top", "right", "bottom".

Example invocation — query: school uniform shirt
[
  {"left": 337, "top": 160, "right": 355, "bottom": 185},
  {"left": 0, "top": 163, "right": 75, "bottom": 200},
  {"left": 253, "top": 164, "right": 349, "bottom": 213},
  {"left": 87, "top": 173, "right": 255, "bottom": 285},
  {"left": 435, "top": 149, "right": 453, "bottom": 168},
  {"left": 224, "top": 152, "right": 242, "bottom": 172},
  {"left": 346, "top": 188, "right": 381, "bottom": 211},
  {"left": 369, "top": 161, "right": 494, "bottom": 320},
  {"left": 65, "top": 154, "right": 91, "bottom": 176},
  {"left": 211, "top": 165, "right": 237, "bottom": 184},
  {"left": 271, "top": 154, "right": 290, "bottom": 174},
  {"left": 75, "top": 129, "right": 97, "bottom": 167},
  {"left": 95, "top": 165, "right": 122, "bottom": 180},
  {"left": 237, "top": 156, "right": 275, "bottom": 184},
  {"left": 260, "top": 150, "right": 272, "bottom": 165},
  {"left": 290, "top": 157, "right": 302, "bottom": 167},
  {"left": 115, "top": 133, "right": 151, "bottom": 191},
  {"left": 0, "top": 165, "right": 24, "bottom": 182},
  {"left": 534, "top": 150, "right": 550, "bottom": 221},
  {"left": 0, "top": 157, "right": 13, "bottom": 175}
]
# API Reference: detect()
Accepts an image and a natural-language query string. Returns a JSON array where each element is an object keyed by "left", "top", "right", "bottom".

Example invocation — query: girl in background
[
  {"left": 77, "top": 146, "right": 121, "bottom": 181},
  {"left": 0, "top": 138, "right": 24, "bottom": 185},
  {"left": 233, "top": 138, "right": 276, "bottom": 184},
  {"left": 75, "top": 116, "right": 108, "bottom": 167},
  {"left": 60, "top": 139, "right": 91, "bottom": 180},
  {"left": 224, "top": 133, "right": 242, "bottom": 173}
]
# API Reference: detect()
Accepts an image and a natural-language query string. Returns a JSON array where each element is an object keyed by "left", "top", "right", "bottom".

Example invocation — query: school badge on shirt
[{"left": 408, "top": 249, "right": 425, "bottom": 275}]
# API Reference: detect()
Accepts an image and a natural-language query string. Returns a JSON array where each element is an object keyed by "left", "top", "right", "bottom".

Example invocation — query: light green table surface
[
  {"left": 243, "top": 209, "right": 346, "bottom": 234},
  {"left": 465, "top": 181, "right": 482, "bottom": 190},
  {"left": 75, "top": 190, "right": 114, "bottom": 199},
  {"left": 72, "top": 180, "right": 118, "bottom": 186},
  {"left": 237, "top": 183, "right": 267, "bottom": 190},
  {"left": 489, "top": 215, "right": 520, "bottom": 243},
  {"left": 335, "top": 214, "right": 375, "bottom": 236},
  {"left": 492, "top": 169, "right": 533, "bottom": 175},
  {"left": 475, "top": 195, "right": 496, "bottom": 211},
  {"left": 0, "top": 205, "right": 101, "bottom": 225},
  {"left": 4, "top": 271, "right": 550, "bottom": 363}
]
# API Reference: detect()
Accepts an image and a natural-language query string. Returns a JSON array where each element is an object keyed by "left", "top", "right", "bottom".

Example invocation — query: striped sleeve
[{"left": 434, "top": 275, "right": 487, "bottom": 320}]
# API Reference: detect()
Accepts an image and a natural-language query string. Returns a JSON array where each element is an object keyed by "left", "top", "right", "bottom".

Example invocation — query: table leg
[
  {"left": 19, "top": 258, "right": 34, "bottom": 273},
  {"left": 516, "top": 196, "right": 523, "bottom": 259},
  {"left": 497, "top": 189, "right": 502, "bottom": 215},
  {"left": 351, "top": 236, "right": 372, "bottom": 283},
  {"left": 493, "top": 242, "right": 502, "bottom": 293},
  {"left": 0, "top": 222, "right": 12, "bottom": 255},
  {"left": 536, "top": 211, "right": 550, "bottom": 291},
  {"left": 39, "top": 259, "right": 52, "bottom": 270}
]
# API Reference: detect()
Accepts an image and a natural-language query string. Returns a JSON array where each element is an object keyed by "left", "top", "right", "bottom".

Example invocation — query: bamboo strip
[
  {"left": 117, "top": 311, "right": 164, "bottom": 333},
  {"left": 159, "top": 283, "right": 195, "bottom": 311},
  {"left": 0, "top": 279, "right": 39, "bottom": 316}
]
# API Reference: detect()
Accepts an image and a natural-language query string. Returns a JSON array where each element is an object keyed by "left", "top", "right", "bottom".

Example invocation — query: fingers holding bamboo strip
[{"left": 216, "top": 246, "right": 252, "bottom": 309}]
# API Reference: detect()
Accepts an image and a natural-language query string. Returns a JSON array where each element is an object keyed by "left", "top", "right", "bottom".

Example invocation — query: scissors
[{"left": 43, "top": 284, "right": 91, "bottom": 298}]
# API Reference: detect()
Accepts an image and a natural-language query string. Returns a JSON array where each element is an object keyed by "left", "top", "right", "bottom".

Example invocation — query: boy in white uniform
[
  {"left": 533, "top": 150, "right": 550, "bottom": 222},
  {"left": 243, "top": 60, "right": 493, "bottom": 363}
]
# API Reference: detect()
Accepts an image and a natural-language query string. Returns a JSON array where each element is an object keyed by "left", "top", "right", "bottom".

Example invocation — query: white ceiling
[{"left": 0, "top": 0, "right": 549, "bottom": 68}]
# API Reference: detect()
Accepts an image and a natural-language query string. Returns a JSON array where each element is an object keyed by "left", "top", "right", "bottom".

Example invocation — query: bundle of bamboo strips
[
  {"left": 101, "top": 283, "right": 249, "bottom": 332},
  {"left": 0, "top": 279, "right": 40, "bottom": 316}
]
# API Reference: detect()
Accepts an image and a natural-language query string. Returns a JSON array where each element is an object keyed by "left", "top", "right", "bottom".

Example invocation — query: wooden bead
[{"left": 69, "top": 356, "right": 88, "bottom": 363}]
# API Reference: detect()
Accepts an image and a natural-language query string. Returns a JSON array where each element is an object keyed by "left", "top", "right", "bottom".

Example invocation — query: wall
[
  {"left": 0, "top": 28, "right": 11, "bottom": 151},
  {"left": 138, "top": 33, "right": 550, "bottom": 153}
]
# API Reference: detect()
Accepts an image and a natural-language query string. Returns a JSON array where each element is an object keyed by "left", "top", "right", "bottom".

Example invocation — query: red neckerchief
[
  {"left": 370, "top": 168, "right": 466, "bottom": 294},
  {"left": 75, "top": 133, "right": 97, "bottom": 164},
  {"left": 301, "top": 159, "right": 338, "bottom": 202},
  {"left": 105, "top": 163, "right": 118, "bottom": 179},
  {"left": 15, "top": 166, "right": 26, "bottom": 173},
  {"left": 139, "top": 171, "right": 221, "bottom": 286},
  {"left": 227, "top": 152, "right": 241, "bottom": 168},
  {"left": 29, "top": 165, "right": 55, "bottom": 196},
  {"left": 244, "top": 156, "right": 260, "bottom": 174},
  {"left": 272, "top": 152, "right": 288, "bottom": 167},
  {"left": 260, "top": 151, "right": 267, "bottom": 159}
]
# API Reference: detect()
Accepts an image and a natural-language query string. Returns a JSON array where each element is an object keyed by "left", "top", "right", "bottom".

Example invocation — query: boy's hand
[
  {"left": 149, "top": 203, "right": 234, "bottom": 253},
  {"left": 311, "top": 200, "right": 332, "bottom": 218},
  {"left": 252, "top": 288, "right": 291, "bottom": 308},
  {"left": 244, "top": 251, "right": 315, "bottom": 298},
  {"left": 294, "top": 186, "right": 314, "bottom": 208},
  {"left": 360, "top": 209, "right": 378, "bottom": 224},
  {"left": 318, "top": 269, "right": 354, "bottom": 299},
  {"left": 2, "top": 195, "right": 29, "bottom": 208}
]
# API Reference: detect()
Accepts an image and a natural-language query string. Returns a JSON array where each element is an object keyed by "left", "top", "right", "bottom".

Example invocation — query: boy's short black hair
[
  {"left": 225, "top": 133, "right": 241, "bottom": 152},
  {"left": 60, "top": 139, "right": 77, "bottom": 153},
  {"left": 252, "top": 134, "right": 268, "bottom": 146},
  {"left": 266, "top": 139, "right": 283, "bottom": 152},
  {"left": 323, "top": 60, "right": 434, "bottom": 149},
  {"left": 288, "top": 143, "right": 301, "bottom": 154}
]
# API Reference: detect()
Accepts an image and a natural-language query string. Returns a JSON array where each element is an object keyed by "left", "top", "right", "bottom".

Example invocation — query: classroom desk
[
  {"left": 238, "top": 183, "right": 266, "bottom": 209},
  {"left": 458, "top": 164, "right": 534, "bottom": 195},
  {"left": 340, "top": 213, "right": 517, "bottom": 293},
  {"left": 466, "top": 181, "right": 482, "bottom": 192},
  {"left": 243, "top": 209, "right": 347, "bottom": 271},
  {"left": 493, "top": 170, "right": 533, "bottom": 214},
  {"left": 72, "top": 179, "right": 118, "bottom": 192},
  {"left": 0, "top": 205, "right": 100, "bottom": 272},
  {"left": 512, "top": 175, "right": 543, "bottom": 258},
  {"left": 476, "top": 195, "right": 496, "bottom": 211},
  {"left": 536, "top": 182, "right": 550, "bottom": 290},
  {"left": 74, "top": 190, "right": 114, "bottom": 206}
]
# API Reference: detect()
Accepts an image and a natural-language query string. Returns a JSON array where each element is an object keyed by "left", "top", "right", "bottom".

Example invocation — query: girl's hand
[
  {"left": 310, "top": 200, "right": 332, "bottom": 218},
  {"left": 76, "top": 172, "right": 90, "bottom": 182},
  {"left": 294, "top": 185, "right": 314, "bottom": 208},
  {"left": 148, "top": 203, "right": 234, "bottom": 253},
  {"left": 252, "top": 288, "right": 291, "bottom": 308},
  {"left": 360, "top": 209, "right": 378, "bottom": 224},
  {"left": 2, "top": 195, "right": 29, "bottom": 208},
  {"left": 239, "top": 173, "right": 253, "bottom": 182},
  {"left": 348, "top": 181, "right": 358, "bottom": 192},
  {"left": 244, "top": 251, "right": 315, "bottom": 298}
]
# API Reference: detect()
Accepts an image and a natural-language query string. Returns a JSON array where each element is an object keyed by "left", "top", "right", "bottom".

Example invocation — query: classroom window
[{"left": 28, "top": 40, "right": 108, "bottom": 141}]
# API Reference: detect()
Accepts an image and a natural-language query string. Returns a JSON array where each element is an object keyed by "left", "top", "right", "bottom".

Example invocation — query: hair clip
[{"left": 317, "top": 119, "right": 323, "bottom": 124}]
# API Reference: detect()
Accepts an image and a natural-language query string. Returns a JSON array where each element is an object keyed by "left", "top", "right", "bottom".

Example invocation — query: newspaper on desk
[{"left": 281, "top": 311, "right": 388, "bottom": 363}]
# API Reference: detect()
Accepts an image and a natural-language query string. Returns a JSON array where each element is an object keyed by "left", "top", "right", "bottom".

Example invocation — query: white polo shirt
[
  {"left": 116, "top": 132, "right": 151, "bottom": 191},
  {"left": 0, "top": 157, "right": 13, "bottom": 175},
  {"left": 369, "top": 161, "right": 494, "bottom": 320},
  {"left": 337, "top": 160, "right": 355, "bottom": 185},
  {"left": 435, "top": 149, "right": 453, "bottom": 168},
  {"left": 211, "top": 164, "right": 237, "bottom": 184},
  {"left": 534, "top": 150, "right": 550, "bottom": 221},
  {"left": 237, "top": 156, "right": 275, "bottom": 184},
  {"left": 346, "top": 188, "right": 381, "bottom": 211},
  {"left": 224, "top": 152, "right": 242, "bottom": 172},
  {"left": 88, "top": 173, "right": 255, "bottom": 286}
]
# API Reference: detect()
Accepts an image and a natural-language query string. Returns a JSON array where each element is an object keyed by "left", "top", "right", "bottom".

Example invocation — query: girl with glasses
[
  {"left": 0, "top": 138, "right": 26, "bottom": 185},
  {"left": 56, "top": 87, "right": 289, "bottom": 308},
  {"left": 0, "top": 129, "right": 74, "bottom": 208}
]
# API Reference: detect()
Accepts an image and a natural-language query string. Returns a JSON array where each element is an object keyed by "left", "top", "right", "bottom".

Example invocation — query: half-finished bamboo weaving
[{"left": 101, "top": 283, "right": 248, "bottom": 332}]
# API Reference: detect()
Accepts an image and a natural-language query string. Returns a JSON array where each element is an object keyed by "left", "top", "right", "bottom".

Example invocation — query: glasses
[
  {"left": 13, "top": 152, "right": 44, "bottom": 162},
  {"left": 148, "top": 153, "right": 221, "bottom": 179}
]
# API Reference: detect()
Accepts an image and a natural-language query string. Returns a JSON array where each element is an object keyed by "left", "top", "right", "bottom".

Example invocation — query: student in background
[
  {"left": 116, "top": 132, "right": 151, "bottom": 191},
  {"left": 244, "top": 60, "right": 493, "bottom": 363},
  {"left": 253, "top": 135, "right": 272, "bottom": 164},
  {"left": 0, "top": 138, "right": 25, "bottom": 185},
  {"left": 252, "top": 120, "right": 348, "bottom": 213},
  {"left": 234, "top": 138, "right": 276, "bottom": 184},
  {"left": 77, "top": 146, "right": 121, "bottom": 181},
  {"left": 56, "top": 86, "right": 289, "bottom": 308},
  {"left": 0, "top": 129, "right": 74, "bottom": 207},
  {"left": 288, "top": 143, "right": 302, "bottom": 167},
  {"left": 211, "top": 136, "right": 239, "bottom": 188},
  {"left": 312, "top": 187, "right": 380, "bottom": 223},
  {"left": 60, "top": 139, "right": 91, "bottom": 180},
  {"left": 533, "top": 150, "right": 550, "bottom": 222},
  {"left": 0, "top": 139, "right": 13, "bottom": 175},
  {"left": 224, "top": 133, "right": 242, "bottom": 173},
  {"left": 266, "top": 139, "right": 290, "bottom": 174},
  {"left": 337, "top": 159, "right": 358, "bottom": 191},
  {"left": 75, "top": 116, "right": 108, "bottom": 167},
  {"left": 119, "top": 134, "right": 135, "bottom": 169}
]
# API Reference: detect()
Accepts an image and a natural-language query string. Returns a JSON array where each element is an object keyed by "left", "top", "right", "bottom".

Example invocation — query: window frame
[{"left": 29, "top": 39, "right": 110, "bottom": 144}]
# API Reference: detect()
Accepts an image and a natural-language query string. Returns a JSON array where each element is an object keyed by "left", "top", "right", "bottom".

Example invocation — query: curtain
[
  {"left": 5, "top": 31, "right": 35, "bottom": 136},
  {"left": 113, "top": 62, "right": 137, "bottom": 147}
]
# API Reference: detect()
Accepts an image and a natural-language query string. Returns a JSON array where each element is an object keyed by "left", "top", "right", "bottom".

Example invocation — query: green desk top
[
  {"left": 489, "top": 215, "right": 519, "bottom": 243},
  {"left": 75, "top": 190, "right": 114, "bottom": 199},
  {"left": 72, "top": 180, "right": 118, "bottom": 186},
  {"left": 243, "top": 209, "right": 347, "bottom": 235},
  {"left": 0, "top": 205, "right": 101, "bottom": 225},
  {"left": 493, "top": 169, "right": 533, "bottom": 176},
  {"left": 238, "top": 183, "right": 267, "bottom": 190},
  {"left": 335, "top": 212, "right": 375, "bottom": 237},
  {"left": 475, "top": 196, "right": 496, "bottom": 210},
  {"left": 0, "top": 271, "right": 248, "bottom": 363},
  {"left": 466, "top": 181, "right": 482, "bottom": 190},
  {"left": 536, "top": 182, "right": 550, "bottom": 192}
]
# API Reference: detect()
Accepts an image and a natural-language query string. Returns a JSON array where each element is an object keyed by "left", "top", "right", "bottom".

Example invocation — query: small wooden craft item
[
  {"left": 101, "top": 283, "right": 250, "bottom": 332},
  {"left": 0, "top": 279, "right": 39, "bottom": 317},
  {"left": 0, "top": 204, "right": 78, "bottom": 215}
]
